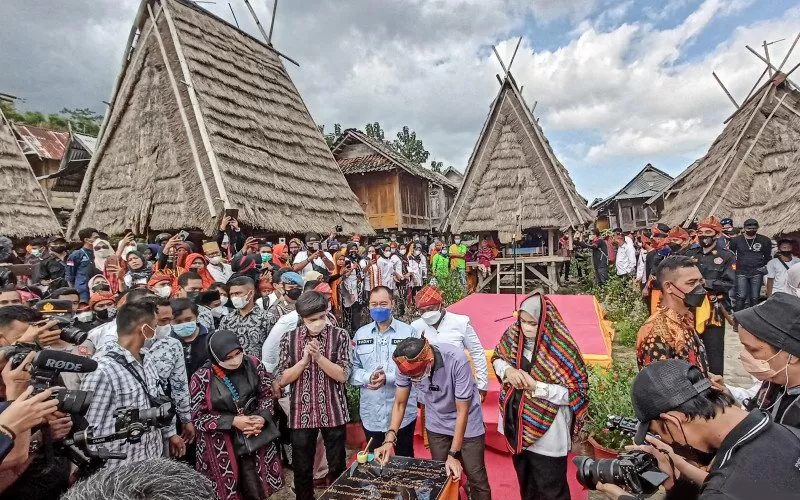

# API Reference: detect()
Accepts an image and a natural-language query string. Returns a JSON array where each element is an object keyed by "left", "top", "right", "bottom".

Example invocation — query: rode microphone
[{"left": 33, "top": 349, "right": 98, "bottom": 373}]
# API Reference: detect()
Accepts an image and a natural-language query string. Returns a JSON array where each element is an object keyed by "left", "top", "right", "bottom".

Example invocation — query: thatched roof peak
[
  {"left": 68, "top": 0, "right": 372, "bottom": 237},
  {"left": 445, "top": 75, "right": 593, "bottom": 236},
  {"left": 0, "top": 109, "right": 62, "bottom": 238},
  {"left": 657, "top": 75, "right": 800, "bottom": 237}
]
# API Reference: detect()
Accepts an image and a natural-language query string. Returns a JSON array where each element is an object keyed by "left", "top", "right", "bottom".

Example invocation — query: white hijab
[{"left": 93, "top": 239, "right": 113, "bottom": 272}]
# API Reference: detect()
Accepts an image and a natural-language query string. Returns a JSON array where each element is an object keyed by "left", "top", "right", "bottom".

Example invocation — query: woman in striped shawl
[{"left": 492, "top": 293, "right": 589, "bottom": 500}]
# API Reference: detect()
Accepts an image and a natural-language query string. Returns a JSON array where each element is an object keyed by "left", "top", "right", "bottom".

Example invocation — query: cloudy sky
[{"left": 1, "top": 0, "right": 798, "bottom": 201}]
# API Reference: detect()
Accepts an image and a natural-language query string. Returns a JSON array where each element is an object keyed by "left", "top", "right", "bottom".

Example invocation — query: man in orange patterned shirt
[{"left": 636, "top": 255, "right": 710, "bottom": 375}]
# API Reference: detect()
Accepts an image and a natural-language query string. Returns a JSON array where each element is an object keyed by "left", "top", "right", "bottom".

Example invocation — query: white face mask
[
  {"left": 231, "top": 295, "right": 250, "bottom": 310},
  {"left": 421, "top": 310, "right": 442, "bottom": 326},
  {"left": 454, "top": 239, "right": 461, "bottom": 244},
  {"left": 383, "top": 251, "right": 392, "bottom": 258},
  {"left": 154, "top": 285, "right": 172, "bottom": 298},
  {"left": 305, "top": 317, "right": 328, "bottom": 334},
  {"left": 94, "top": 248, "right": 113, "bottom": 259},
  {"left": 211, "top": 305, "right": 228, "bottom": 317},
  {"left": 155, "top": 324, "right": 172, "bottom": 338},
  {"left": 76, "top": 311, "right": 94, "bottom": 323},
  {"left": 209, "top": 256, "right": 222, "bottom": 265},
  {"left": 219, "top": 353, "right": 244, "bottom": 370}
]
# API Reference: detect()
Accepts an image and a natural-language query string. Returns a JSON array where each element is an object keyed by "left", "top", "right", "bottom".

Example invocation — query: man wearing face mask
[
  {"left": 80, "top": 301, "right": 184, "bottom": 465},
  {"left": 597, "top": 358, "right": 800, "bottom": 500},
  {"left": 264, "top": 270, "right": 303, "bottom": 336},
  {"left": 89, "top": 291, "right": 117, "bottom": 324},
  {"left": 719, "top": 218, "right": 735, "bottom": 249},
  {"left": 449, "top": 234, "right": 468, "bottom": 291},
  {"left": 729, "top": 218, "right": 772, "bottom": 311},
  {"left": 148, "top": 271, "right": 175, "bottom": 299},
  {"left": 219, "top": 276, "right": 271, "bottom": 358},
  {"left": 350, "top": 286, "right": 420, "bottom": 457},
  {"left": 176, "top": 271, "right": 213, "bottom": 331},
  {"left": 492, "top": 293, "right": 589, "bottom": 500},
  {"left": 682, "top": 216, "right": 735, "bottom": 375},
  {"left": 292, "top": 233, "right": 335, "bottom": 280},
  {"left": 636, "top": 256, "right": 709, "bottom": 375},
  {"left": 765, "top": 238, "right": 799, "bottom": 297},
  {"left": 410, "top": 285, "right": 489, "bottom": 397},
  {"left": 377, "top": 244, "right": 403, "bottom": 295},
  {"left": 276, "top": 291, "right": 351, "bottom": 500},
  {"left": 374, "top": 337, "right": 491, "bottom": 499},
  {"left": 202, "top": 241, "right": 232, "bottom": 284},
  {"left": 66, "top": 227, "right": 99, "bottom": 302},
  {"left": 38, "top": 236, "right": 70, "bottom": 293}
]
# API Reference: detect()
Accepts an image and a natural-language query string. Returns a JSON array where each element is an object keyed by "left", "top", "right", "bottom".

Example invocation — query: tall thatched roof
[
  {"left": 658, "top": 74, "right": 800, "bottom": 236},
  {"left": 68, "top": 0, "right": 372, "bottom": 237},
  {"left": 0, "top": 108, "right": 62, "bottom": 238},
  {"left": 445, "top": 75, "right": 593, "bottom": 236}
]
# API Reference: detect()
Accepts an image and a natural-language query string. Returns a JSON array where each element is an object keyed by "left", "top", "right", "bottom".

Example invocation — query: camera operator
[
  {"left": 0, "top": 305, "right": 61, "bottom": 348},
  {"left": 79, "top": 301, "right": 181, "bottom": 466},
  {"left": 596, "top": 359, "right": 800, "bottom": 500}
]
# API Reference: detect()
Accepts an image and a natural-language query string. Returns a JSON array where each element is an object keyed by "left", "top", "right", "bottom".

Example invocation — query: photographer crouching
[{"left": 588, "top": 359, "right": 800, "bottom": 500}]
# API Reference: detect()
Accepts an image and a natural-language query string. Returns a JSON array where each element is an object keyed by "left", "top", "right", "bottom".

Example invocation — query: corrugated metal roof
[
  {"left": 14, "top": 125, "right": 69, "bottom": 160},
  {"left": 73, "top": 133, "right": 97, "bottom": 155}
]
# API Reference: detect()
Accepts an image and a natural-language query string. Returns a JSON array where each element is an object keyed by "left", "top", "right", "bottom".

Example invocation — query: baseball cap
[
  {"left": 733, "top": 293, "right": 800, "bottom": 357},
  {"left": 720, "top": 218, "right": 733, "bottom": 227},
  {"left": 743, "top": 218, "right": 758, "bottom": 228},
  {"left": 279, "top": 271, "right": 303, "bottom": 287},
  {"left": 631, "top": 359, "right": 711, "bottom": 445},
  {"left": 48, "top": 236, "right": 67, "bottom": 245}
]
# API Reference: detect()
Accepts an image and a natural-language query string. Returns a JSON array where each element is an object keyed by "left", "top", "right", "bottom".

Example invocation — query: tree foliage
[
  {"left": 430, "top": 160, "right": 443, "bottom": 173},
  {"left": 0, "top": 101, "right": 101, "bottom": 135},
  {"left": 392, "top": 126, "right": 429, "bottom": 165},
  {"left": 319, "top": 122, "right": 342, "bottom": 147},
  {"left": 364, "top": 122, "right": 385, "bottom": 142}
]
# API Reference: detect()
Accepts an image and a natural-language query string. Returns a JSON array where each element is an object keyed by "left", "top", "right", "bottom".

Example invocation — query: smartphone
[
  {"left": 177, "top": 230, "right": 189, "bottom": 241},
  {"left": 335, "top": 225, "right": 343, "bottom": 233},
  {"left": 278, "top": 237, "right": 286, "bottom": 244},
  {"left": 6, "top": 264, "right": 33, "bottom": 276},
  {"left": 224, "top": 208, "right": 239, "bottom": 219}
]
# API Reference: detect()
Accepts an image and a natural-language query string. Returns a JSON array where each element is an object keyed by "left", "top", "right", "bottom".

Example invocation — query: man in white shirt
[
  {"left": 409, "top": 285, "right": 488, "bottom": 397},
  {"left": 613, "top": 230, "right": 636, "bottom": 277},
  {"left": 377, "top": 245, "right": 402, "bottom": 291},
  {"left": 491, "top": 293, "right": 588, "bottom": 500},
  {"left": 766, "top": 238, "right": 800, "bottom": 297},
  {"left": 292, "top": 233, "right": 335, "bottom": 280},
  {"left": 202, "top": 241, "right": 232, "bottom": 284}
]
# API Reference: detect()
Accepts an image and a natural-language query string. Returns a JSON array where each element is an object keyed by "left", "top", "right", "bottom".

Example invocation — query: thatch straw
[
  {"left": 659, "top": 81, "right": 800, "bottom": 236},
  {"left": 68, "top": 0, "right": 373, "bottom": 237},
  {"left": 447, "top": 78, "right": 593, "bottom": 234},
  {"left": 0, "top": 110, "right": 62, "bottom": 238}
]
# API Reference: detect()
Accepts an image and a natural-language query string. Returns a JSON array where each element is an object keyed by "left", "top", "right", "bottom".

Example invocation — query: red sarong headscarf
[{"left": 184, "top": 253, "right": 214, "bottom": 289}]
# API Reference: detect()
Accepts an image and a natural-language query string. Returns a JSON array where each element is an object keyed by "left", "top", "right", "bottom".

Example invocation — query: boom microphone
[{"left": 33, "top": 349, "right": 98, "bottom": 373}]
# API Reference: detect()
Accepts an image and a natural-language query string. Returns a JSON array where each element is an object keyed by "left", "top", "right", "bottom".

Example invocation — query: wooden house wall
[
  {"left": 399, "top": 172, "right": 429, "bottom": 230},
  {"left": 345, "top": 171, "right": 399, "bottom": 230}
]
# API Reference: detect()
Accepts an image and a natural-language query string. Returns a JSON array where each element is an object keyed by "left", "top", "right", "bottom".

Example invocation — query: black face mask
[
  {"left": 92, "top": 284, "right": 111, "bottom": 293},
  {"left": 50, "top": 245, "right": 66, "bottom": 253},
  {"left": 744, "top": 229, "right": 757, "bottom": 236},
  {"left": 286, "top": 287, "right": 302, "bottom": 300},
  {"left": 668, "top": 243, "right": 682, "bottom": 252},
  {"left": 672, "top": 283, "right": 706, "bottom": 308},
  {"left": 780, "top": 251, "right": 794, "bottom": 258},
  {"left": 96, "top": 309, "right": 111, "bottom": 321},
  {"left": 700, "top": 236, "right": 715, "bottom": 248},
  {"left": 666, "top": 421, "right": 716, "bottom": 466},
  {"left": 723, "top": 228, "right": 735, "bottom": 236}
]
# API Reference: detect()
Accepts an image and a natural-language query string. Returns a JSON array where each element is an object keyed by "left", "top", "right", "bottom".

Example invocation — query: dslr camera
[
  {"left": 34, "top": 299, "right": 90, "bottom": 345},
  {"left": 4, "top": 346, "right": 95, "bottom": 415},
  {"left": 573, "top": 415, "right": 669, "bottom": 496},
  {"left": 113, "top": 402, "right": 174, "bottom": 443}
]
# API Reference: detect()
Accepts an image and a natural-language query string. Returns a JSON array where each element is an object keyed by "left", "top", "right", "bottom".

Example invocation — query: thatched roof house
[
  {"left": 592, "top": 163, "right": 673, "bottom": 231},
  {"left": 0, "top": 108, "right": 62, "bottom": 238},
  {"left": 657, "top": 73, "right": 800, "bottom": 236},
  {"left": 331, "top": 129, "right": 457, "bottom": 232},
  {"left": 68, "top": 0, "right": 372, "bottom": 237},
  {"left": 445, "top": 75, "right": 593, "bottom": 239}
]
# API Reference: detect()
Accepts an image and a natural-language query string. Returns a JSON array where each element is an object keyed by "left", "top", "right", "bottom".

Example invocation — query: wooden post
[
  {"left": 763, "top": 40, "right": 773, "bottom": 78},
  {"left": 548, "top": 229, "right": 555, "bottom": 256},
  {"left": 267, "top": 0, "right": 279, "bottom": 45},
  {"left": 242, "top": 0, "right": 269, "bottom": 42},
  {"left": 161, "top": 0, "right": 231, "bottom": 208},
  {"left": 712, "top": 71, "right": 739, "bottom": 108},
  {"left": 394, "top": 171, "right": 403, "bottom": 231},
  {"left": 147, "top": 3, "right": 216, "bottom": 218}
]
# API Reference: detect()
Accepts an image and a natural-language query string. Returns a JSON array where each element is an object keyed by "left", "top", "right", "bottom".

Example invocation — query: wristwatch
[{"left": 447, "top": 449, "right": 462, "bottom": 460}]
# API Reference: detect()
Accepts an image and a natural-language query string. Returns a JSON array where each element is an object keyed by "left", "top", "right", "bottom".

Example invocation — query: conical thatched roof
[
  {"left": 0, "top": 108, "right": 62, "bottom": 238},
  {"left": 68, "top": 0, "right": 372, "bottom": 237},
  {"left": 658, "top": 74, "right": 800, "bottom": 236},
  {"left": 445, "top": 76, "right": 593, "bottom": 236}
]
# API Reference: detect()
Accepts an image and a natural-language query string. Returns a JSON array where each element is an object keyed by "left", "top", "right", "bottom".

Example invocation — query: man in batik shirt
[{"left": 636, "top": 255, "right": 709, "bottom": 375}]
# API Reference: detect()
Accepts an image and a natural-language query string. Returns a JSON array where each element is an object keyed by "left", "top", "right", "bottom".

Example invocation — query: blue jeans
[{"left": 735, "top": 274, "right": 763, "bottom": 311}]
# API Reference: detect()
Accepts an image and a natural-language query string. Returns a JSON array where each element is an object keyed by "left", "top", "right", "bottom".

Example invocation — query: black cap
[
  {"left": 743, "top": 218, "right": 758, "bottom": 228},
  {"left": 631, "top": 359, "right": 711, "bottom": 445},
  {"left": 48, "top": 236, "right": 67, "bottom": 245},
  {"left": 733, "top": 293, "right": 800, "bottom": 357}
]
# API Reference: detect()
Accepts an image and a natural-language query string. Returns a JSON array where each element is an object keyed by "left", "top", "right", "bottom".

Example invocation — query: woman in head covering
[
  {"left": 185, "top": 253, "right": 215, "bottom": 290},
  {"left": 123, "top": 250, "right": 152, "bottom": 290},
  {"left": 190, "top": 330, "right": 284, "bottom": 500},
  {"left": 271, "top": 243, "right": 290, "bottom": 269}
]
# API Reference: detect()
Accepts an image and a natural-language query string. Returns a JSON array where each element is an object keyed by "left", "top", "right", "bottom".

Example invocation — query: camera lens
[
  {"left": 60, "top": 326, "right": 88, "bottom": 345},
  {"left": 573, "top": 456, "right": 622, "bottom": 490},
  {"left": 56, "top": 389, "right": 93, "bottom": 415}
]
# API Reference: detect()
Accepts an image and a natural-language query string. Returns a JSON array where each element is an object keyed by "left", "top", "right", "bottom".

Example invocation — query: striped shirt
[
  {"left": 80, "top": 343, "right": 176, "bottom": 466},
  {"left": 276, "top": 324, "right": 351, "bottom": 429}
]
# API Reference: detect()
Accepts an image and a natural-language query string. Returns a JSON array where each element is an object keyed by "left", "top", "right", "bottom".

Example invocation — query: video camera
[
  {"left": 62, "top": 401, "right": 173, "bottom": 476},
  {"left": 3, "top": 346, "right": 95, "bottom": 415},
  {"left": 573, "top": 415, "right": 669, "bottom": 496}
]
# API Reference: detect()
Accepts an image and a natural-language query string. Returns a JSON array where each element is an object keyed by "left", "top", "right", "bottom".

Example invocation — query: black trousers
[
  {"left": 238, "top": 453, "right": 265, "bottom": 500},
  {"left": 363, "top": 419, "right": 416, "bottom": 457},
  {"left": 512, "top": 451, "right": 570, "bottom": 500},
  {"left": 291, "top": 425, "right": 346, "bottom": 500},
  {"left": 595, "top": 265, "right": 609, "bottom": 286},
  {"left": 702, "top": 324, "right": 725, "bottom": 375}
]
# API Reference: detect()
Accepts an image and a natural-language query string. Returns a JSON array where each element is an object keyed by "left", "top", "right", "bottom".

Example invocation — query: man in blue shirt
[
  {"left": 350, "top": 286, "right": 419, "bottom": 456},
  {"left": 66, "top": 227, "right": 98, "bottom": 302}
]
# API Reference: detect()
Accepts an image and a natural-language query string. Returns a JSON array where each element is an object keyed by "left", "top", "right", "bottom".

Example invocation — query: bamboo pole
[
  {"left": 709, "top": 93, "right": 788, "bottom": 216},
  {"left": 763, "top": 41, "right": 772, "bottom": 78},
  {"left": 228, "top": 3, "right": 239, "bottom": 29},
  {"left": 745, "top": 46, "right": 800, "bottom": 88},
  {"left": 506, "top": 37, "right": 522, "bottom": 76},
  {"left": 712, "top": 71, "right": 739, "bottom": 108},
  {"left": 242, "top": 0, "right": 268, "bottom": 42},
  {"left": 685, "top": 84, "right": 772, "bottom": 225},
  {"left": 776, "top": 31, "right": 800, "bottom": 72},
  {"left": 267, "top": 0, "right": 279, "bottom": 45},
  {"left": 147, "top": 3, "right": 216, "bottom": 218},
  {"left": 161, "top": 0, "right": 231, "bottom": 208}
]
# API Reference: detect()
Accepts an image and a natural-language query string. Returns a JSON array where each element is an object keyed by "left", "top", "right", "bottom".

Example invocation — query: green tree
[
  {"left": 393, "top": 125, "right": 429, "bottom": 165},
  {"left": 320, "top": 122, "right": 342, "bottom": 148},
  {"left": 0, "top": 101, "right": 102, "bottom": 134},
  {"left": 61, "top": 108, "right": 101, "bottom": 135},
  {"left": 364, "top": 122, "right": 385, "bottom": 142},
  {"left": 429, "top": 160, "right": 443, "bottom": 173}
]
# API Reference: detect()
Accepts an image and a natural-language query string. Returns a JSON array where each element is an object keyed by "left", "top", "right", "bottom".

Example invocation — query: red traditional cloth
[
  {"left": 698, "top": 216, "right": 723, "bottom": 233},
  {"left": 89, "top": 291, "right": 116, "bottom": 308},
  {"left": 415, "top": 285, "right": 443, "bottom": 309},
  {"left": 184, "top": 253, "right": 215, "bottom": 289},
  {"left": 394, "top": 338, "right": 434, "bottom": 378}
]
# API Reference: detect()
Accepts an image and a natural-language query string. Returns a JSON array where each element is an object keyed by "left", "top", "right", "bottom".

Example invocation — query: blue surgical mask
[
  {"left": 172, "top": 321, "right": 198, "bottom": 338},
  {"left": 370, "top": 306, "right": 392, "bottom": 323}
]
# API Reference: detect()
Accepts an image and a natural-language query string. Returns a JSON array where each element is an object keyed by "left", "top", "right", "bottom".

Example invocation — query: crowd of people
[{"left": 0, "top": 213, "right": 798, "bottom": 500}]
